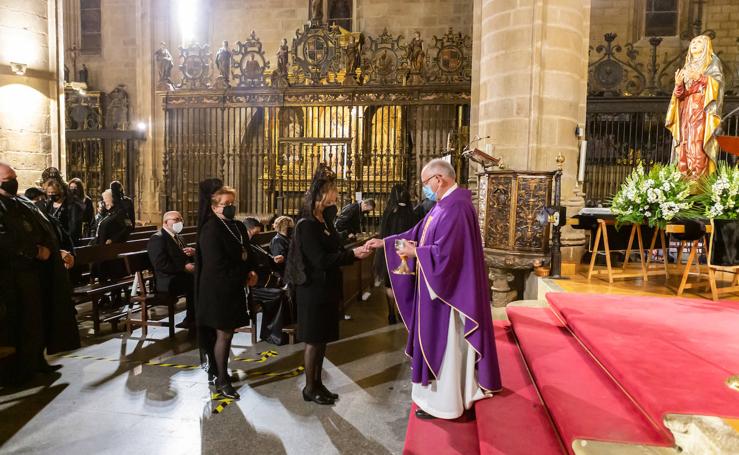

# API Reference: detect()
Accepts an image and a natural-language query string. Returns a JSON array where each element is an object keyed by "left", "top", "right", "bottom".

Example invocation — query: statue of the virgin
[{"left": 665, "top": 34, "right": 724, "bottom": 179}]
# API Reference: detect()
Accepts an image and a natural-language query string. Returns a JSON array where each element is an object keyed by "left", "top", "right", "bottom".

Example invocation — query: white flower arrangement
[
  {"left": 611, "top": 164, "right": 697, "bottom": 229},
  {"left": 697, "top": 163, "right": 739, "bottom": 220}
]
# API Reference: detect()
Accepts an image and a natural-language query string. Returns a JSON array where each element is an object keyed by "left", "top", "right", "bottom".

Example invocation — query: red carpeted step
[
  {"left": 547, "top": 292, "right": 739, "bottom": 425},
  {"left": 403, "top": 321, "right": 564, "bottom": 455},
  {"left": 403, "top": 403, "right": 480, "bottom": 455},
  {"left": 476, "top": 321, "right": 565, "bottom": 455},
  {"left": 507, "top": 307, "right": 672, "bottom": 454}
]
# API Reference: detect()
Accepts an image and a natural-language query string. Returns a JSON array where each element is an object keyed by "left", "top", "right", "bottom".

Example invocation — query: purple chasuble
[{"left": 384, "top": 187, "right": 502, "bottom": 392}]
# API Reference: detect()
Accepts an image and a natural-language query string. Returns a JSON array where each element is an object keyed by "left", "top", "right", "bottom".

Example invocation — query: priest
[{"left": 365, "top": 158, "right": 501, "bottom": 420}]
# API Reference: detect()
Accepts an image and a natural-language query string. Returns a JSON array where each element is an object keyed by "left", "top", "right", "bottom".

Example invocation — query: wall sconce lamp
[{"left": 10, "top": 62, "right": 27, "bottom": 76}]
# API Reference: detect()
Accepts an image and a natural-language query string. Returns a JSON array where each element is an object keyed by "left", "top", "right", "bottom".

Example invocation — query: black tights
[
  {"left": 214, "top": 329, "right": 234, "bottom": 385},
  {"left": 304, "top": 342, "right": 326, "bottom": 393}
]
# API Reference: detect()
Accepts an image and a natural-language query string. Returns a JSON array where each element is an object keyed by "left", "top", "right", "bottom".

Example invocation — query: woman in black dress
[
  {"left": 197, "top": 186, "right": 257, "bottom": 399},
  {"left": 43, "top": 179, "right": 83, "bottom": 245},
  {"left": 289, "top": 166, "right": 370, "bottom": 405},
  {"left": 68, "top": 178, "right": 94, "bottom": 238},
  {"left": 374, "top": 183, "right": 418, "bottom": 324}
]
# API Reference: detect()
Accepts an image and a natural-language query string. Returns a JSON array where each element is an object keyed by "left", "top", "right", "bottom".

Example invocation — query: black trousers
[{"left": 166, "top": 273, "right": 195, "bottom": 320}]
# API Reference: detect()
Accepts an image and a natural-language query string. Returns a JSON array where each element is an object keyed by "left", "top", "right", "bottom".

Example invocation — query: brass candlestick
[{"left": 392, "top": 239, "right": 415, "bottom": 275}]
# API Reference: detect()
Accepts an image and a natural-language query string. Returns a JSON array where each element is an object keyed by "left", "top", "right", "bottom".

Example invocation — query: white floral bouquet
[
  {"left": 696, "top": 163, "right": 739, "bottom": 220},
  {"left": 611, "top": 163, "right": 697, "bottom": 229}
]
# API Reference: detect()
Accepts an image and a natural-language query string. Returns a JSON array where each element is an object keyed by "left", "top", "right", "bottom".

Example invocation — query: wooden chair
[
  {"left": 706, "top": 220, "right": 739, "bottom": 301},
  {"left": 120, "top": 250, "right": 180, "bottom": 339}
]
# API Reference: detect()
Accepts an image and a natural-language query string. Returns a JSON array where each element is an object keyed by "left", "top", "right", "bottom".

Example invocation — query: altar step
[
  {"left": 403, "top": 320, "right": 564, "bottom": 455},
  {"left": 507, "top": 306, "right": 674, "bottom": 454}
]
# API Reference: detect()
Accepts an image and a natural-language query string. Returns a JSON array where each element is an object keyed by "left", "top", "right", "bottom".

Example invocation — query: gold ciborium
[{"left": 393, "top": 239, "right": 415, "bottom": 275}]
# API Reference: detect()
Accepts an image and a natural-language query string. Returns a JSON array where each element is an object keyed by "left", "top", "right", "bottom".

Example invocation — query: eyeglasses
[{"left": 421, "top": 174, "right": 440, "bottom": 185}]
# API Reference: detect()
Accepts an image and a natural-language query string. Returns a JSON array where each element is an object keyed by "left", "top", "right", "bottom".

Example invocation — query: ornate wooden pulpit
[{"left": 477, "top": 170, "right": 555, "bottom": 269}]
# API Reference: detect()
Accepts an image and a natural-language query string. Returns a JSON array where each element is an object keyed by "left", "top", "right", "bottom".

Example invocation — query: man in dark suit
[
  {"left": 335, "top": 198, "right": 375, "bottom": 241},
  {"left": 147, "top": 211, "right": 195, "bottom": 329}
]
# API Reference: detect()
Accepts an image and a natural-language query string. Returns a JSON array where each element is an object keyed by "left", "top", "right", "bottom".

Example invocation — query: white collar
[{"left": 440, "top": 184, "right": 458, "bottom": 201}]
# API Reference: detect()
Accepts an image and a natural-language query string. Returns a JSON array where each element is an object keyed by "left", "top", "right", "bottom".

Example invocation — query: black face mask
[
  {"left": 286, "top": 227, "right": 294, "bottom": 237},
  {"left": 49, "top": 194, "right": 61, "bottom": 203},
  {"left": 323, "top": 204, "right": 338, "bottom": 222},
  {"left": 222, "top": 205, "right": 236, "bottom": 220},
  {"left": 0, "top": 179, "right": 18, "bottom": 196}
]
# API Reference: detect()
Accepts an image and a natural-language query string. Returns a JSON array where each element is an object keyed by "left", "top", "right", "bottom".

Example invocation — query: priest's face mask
[{"left": 421, "top": 172, "right": 441, "bottom": 200}]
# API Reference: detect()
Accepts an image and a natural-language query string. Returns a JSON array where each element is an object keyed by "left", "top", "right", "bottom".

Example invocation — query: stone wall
[
  {"left": 589, "top": 0, "right": 739, "bottom": 86},
  {"left": 0, "top": 0, "right": 61, "bottom": 189}
]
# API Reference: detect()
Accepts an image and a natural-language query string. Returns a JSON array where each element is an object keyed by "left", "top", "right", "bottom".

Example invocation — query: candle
[{"left": 578, "top": 140, "right": 587, "bottom": 183}]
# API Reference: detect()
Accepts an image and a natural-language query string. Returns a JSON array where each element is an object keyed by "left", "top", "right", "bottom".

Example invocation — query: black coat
[
  {"left": 120, "top": 196, "right": 135, "bottom": 226},
  {"left": 0, "top": 195, "right": 80, "bottom": 356},
  {"left": 269, "top": 232, "right": 290, "bottom": 276},
  {"left": 45, "top": 198, "right": 84, "bottom": 244},
  {"left": 92, "top": 207, "right": 133, "bottom": 245},
  {"left": 296, "top": 217, "right": 355, "bottom": 343},
  {"left": 374, "top": 203, "right": 418, "bottom": 286},
  {"left": 147, "top": 228, "right": 192, "bottom": 293},
  {"left": 196, "top": 215, "right": 255, "bottom": 330},
  {"left": 334, "top": 202, "right": 362, "bottom": 236}
]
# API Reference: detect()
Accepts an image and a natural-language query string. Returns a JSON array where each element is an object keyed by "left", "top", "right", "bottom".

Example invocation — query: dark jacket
[
  {"left": 269, "top": 232, "right": 290, "bottom": 277},
  {"left": 335, "top": 202, "right": 363, "bottom": 236},
  {"left": 196, "top": 215, "right": 256, "bottom": 330},
  {"left": 120, "top": 196, "right": 136, "bottom": 226},
  {"left": 45, "top": 198, "right": 84, "bottom": 245},
  {"left": 296, "top": 216, "right": 355, "bottom": 343},
  {"left": 147, "top": 228, "right": 192, "bottom": 293},
  {"left": 91, "top": 207, "right": 133, "bottom": 245},
  {"left": 74, "top": 195, "right": 94, "bottom": 237}
]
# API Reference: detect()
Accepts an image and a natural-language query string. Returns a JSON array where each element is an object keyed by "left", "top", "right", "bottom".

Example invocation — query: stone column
[
  {"left": 472, "top": 0, "right": 591, "bottom": 198},
  {"left": 471, "top": 0, "right": 591, "bottom": 301}
]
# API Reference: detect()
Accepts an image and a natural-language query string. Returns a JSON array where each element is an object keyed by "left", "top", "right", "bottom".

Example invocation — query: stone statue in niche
[
  {"left": 407, "top": 31, "right": 425, "bottom": 84},
  {"left": 310, "top": 0, "right": 323, "bottom": 25},
  {"left": 666, "top": 34, "right": 724, "bottom": 179},
  {"left": 272, "top": 38, "right": 291, "bottom": 88},
  {"left": 78, "top": 64, "right": 89, "bottom": 86},
  {"left": 344, "top": 35, "right": 362, "bottom": 85},
  {"left": 154, "top": 42, "right": 175, "bottom": 90},
  {"left": 215, "top": 40, "right": 232, "bottom": 88}
]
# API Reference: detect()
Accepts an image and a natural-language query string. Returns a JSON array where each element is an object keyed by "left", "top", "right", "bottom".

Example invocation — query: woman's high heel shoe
[
  {"left": 216, "top": 383, "right": 240, "bottom": 400},
  {"left": 318, "top": 383, "right": 338, "bottom": 400},
  {"left": 302, "top": 386, "right": 335, "bottom": 405}
]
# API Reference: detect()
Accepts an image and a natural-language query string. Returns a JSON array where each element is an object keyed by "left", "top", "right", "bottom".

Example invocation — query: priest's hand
[
  {"left": 247, "top": 271, "right": 258, "bottom": 287},
  {"left": 364, "top": 238, "right": 384, "bottom": 250},
  {"left": 398, "top": 240, "right": 417, "bottom": 258},
  {"left": 273, "top": 255, "right": 285, "bottom": 264}
]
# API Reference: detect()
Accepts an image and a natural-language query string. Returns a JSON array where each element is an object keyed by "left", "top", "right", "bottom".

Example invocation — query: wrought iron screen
[
  {"left": 584, "top": 97, "right": 739, "bottom": 204},
  {"left": 65, "top": 85, "right": 141, "bottom": 202},
  {"left": 164, "top": 95, "right": 468, "bottom": 229},
  {"left": 159, "top": 25, "right": 472, "bottom": 229}
]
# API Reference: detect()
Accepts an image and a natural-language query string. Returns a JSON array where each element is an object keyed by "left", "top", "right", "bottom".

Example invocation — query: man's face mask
[{"left": 0, "top": 179, "right": 18, "bottom": 196}]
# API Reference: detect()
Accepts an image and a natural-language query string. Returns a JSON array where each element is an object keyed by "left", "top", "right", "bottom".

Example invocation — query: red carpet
[
  {"left": 403, "top": 321, "right": 563, "bottom": 455},
  {"left": 507, "top": 307, "right": 672, "bottom": 452},
  {"left": 547, "top": 292, "right": 739, "bottom": 423},
  {"left": 475, "top": 321, "right": 564, "bottom": 455}
]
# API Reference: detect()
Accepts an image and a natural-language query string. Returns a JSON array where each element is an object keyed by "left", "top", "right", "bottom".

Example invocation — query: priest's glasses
[{"left": 392, "top": 239, "right": 415, "bottom": 275}]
